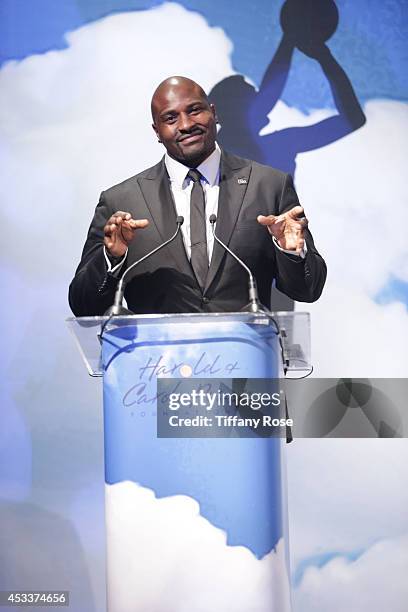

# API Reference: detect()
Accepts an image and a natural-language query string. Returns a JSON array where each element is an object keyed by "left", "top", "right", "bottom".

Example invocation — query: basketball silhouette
[{"left": 280, "top": 0, "right": 339, "bottom": 48}]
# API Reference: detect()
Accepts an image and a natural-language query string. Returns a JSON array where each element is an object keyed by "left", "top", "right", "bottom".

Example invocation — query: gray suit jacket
[{"left": 69, "top": 150, "right": 326, "bottom": 316}]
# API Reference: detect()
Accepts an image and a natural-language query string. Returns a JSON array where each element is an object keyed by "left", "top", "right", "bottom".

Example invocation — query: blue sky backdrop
[{"left": 1, "top": 0, "right": 407, "bottom": 110}]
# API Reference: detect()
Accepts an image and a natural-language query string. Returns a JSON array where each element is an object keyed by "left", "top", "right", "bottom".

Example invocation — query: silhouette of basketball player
[{"left": 209, "top": 0, "right": 365, "bottom": 309}]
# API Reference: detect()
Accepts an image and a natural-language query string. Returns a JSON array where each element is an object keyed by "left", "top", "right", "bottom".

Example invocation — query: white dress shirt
[{"left": 164, "top": 143, "right": 221, "bottom": 261}]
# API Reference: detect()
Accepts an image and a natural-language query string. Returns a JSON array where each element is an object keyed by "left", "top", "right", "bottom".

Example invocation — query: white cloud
[
  {"left": 303, "top": 284, "right": 408, "bottom": 376},
  {"left": 0, "top": 2, "right": 234, "bottom": 279},
  {"left": 298, "top": 100, "right": 408, "bottom": 377},
  {"left": 261, "top": 100, "right": 336, "bottom": 133},
  {"left": 295, "top": 99, "right": 408, "bottom": 292},
  {"left": 286, "top": 439, "right": 408, "bottom": 562},
  {"left": 293, "top": 533, "right": 408, "bottom": 612},
  {"left": 106, "top": 481, "right": 292, "bottom": 612},
  {"left": 262, "top": 99, "right": 408, "bottom": 376}
]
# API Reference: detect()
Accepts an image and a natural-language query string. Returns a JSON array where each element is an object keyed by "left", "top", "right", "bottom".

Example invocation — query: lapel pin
[{"left": 237, "top": 178, "right": 248, "bottom": 185}]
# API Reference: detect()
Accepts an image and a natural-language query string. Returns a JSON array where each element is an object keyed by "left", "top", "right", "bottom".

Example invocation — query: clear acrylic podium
[{"left": 68, "top": 312, "right": 310, "bottom": 612}]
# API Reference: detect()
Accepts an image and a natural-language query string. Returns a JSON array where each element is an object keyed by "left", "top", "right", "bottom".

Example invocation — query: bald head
[
  {"left": 151, "top": 75, "right": 218, "bottom": 167},
  {"left": 151, "top": 76, "right": 208, "bottom": 119}
]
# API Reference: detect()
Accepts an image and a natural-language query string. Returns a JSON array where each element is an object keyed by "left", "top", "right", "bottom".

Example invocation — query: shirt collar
[{"left": 165, "top": 143, "right": 221, "bottom": 188}]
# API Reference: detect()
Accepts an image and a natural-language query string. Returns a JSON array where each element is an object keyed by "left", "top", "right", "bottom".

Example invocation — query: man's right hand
[{"left": 104, "top": 211, "right": 149, "bottom": 258}]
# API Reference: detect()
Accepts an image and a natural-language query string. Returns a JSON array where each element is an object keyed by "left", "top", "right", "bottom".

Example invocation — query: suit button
[{"left": 202, "top": 296, "right": 210, "bottom": 304}]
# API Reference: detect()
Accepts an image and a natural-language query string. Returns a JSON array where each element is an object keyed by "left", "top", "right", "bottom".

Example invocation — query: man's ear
[
  {"left": 210, "top": 103, "right": 219, "bottom": 124},
  {"left": 152, "top": 123, "right": 161, "bottom": 143}
]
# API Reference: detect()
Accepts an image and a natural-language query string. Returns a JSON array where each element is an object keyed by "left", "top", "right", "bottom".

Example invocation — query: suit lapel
[
  {"left": 138, "top": 159, "right": 193, "bottom": 279},
  {"left": 204, "top": 150, "right": 252, "bottom": 293}
]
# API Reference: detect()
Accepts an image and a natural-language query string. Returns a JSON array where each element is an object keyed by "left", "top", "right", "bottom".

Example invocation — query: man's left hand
[{"left": 257, "top": 205, "right": 308, "bottom": 254}]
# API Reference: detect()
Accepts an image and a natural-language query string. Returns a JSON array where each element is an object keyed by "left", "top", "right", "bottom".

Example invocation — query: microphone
[
  {"left": 105, "top": 216, "right": 184, "bottom": 316},
  {"left": 209, "top": 214, "right": 267, "bottom": 313}
]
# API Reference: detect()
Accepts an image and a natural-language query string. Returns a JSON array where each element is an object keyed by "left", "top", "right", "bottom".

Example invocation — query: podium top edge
[{"left": 66, "top": 311, "right": 310, "bottom": 323}]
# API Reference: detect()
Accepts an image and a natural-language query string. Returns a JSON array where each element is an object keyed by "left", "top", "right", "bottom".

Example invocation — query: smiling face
[{"left": 151, "top": 77, "right": 218, "bottom": 168}]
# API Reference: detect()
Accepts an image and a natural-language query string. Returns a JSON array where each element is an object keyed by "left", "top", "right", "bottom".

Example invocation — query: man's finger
[
  {"left": 297, "top": 218, "right": 308, "bottom": 229},
  {"left": 126, "top": 218, "right": 150, "bottom": 229},
  {"left": 104, "top": 223, "right": 118, "bottom": 237},
  {"left": 118, "top": 218, "right": 149, "bottom": 242},
  {"left": 106, "top": 211, "right": 132, "bottom": 226},
  {"left": 296, "top": 238, "right": 305, "bottom": 254},
  {"left": 257, "top": 214, "right": 277, "bottom": 225},
  {"left": 112, "top": 211, "right": 131, "bottom": 220},
  {"left": 286, "top": 205, "right": 304, "bottom": 219},
  {"left": 106, "top": 218, "right": 122, "bottom": 229}
]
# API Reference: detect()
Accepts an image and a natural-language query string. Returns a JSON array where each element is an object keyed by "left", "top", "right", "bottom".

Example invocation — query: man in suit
[{"left": 69, "top": 76, "right": 326, "bottom": 316}]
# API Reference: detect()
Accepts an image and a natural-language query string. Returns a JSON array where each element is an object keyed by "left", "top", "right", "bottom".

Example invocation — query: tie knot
[{"left": 187, "top": 169, "right": 202, "bottom": 183}]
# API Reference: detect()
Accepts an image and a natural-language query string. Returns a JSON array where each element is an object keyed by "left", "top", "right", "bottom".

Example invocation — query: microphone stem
[
  {"left": 110, "top": 221, "right": 183, "bottom": 315},
  {"left": 210, "top": 221, "right": 264, "bottom": 313}
]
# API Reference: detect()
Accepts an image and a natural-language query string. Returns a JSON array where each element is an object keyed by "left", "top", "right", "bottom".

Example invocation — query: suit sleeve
[
  {"left": 68, "top": 192, "right": 126, "bottom": 316},
  {"left": 274, "top": 173, "right": 327, "bottom": 302}
]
